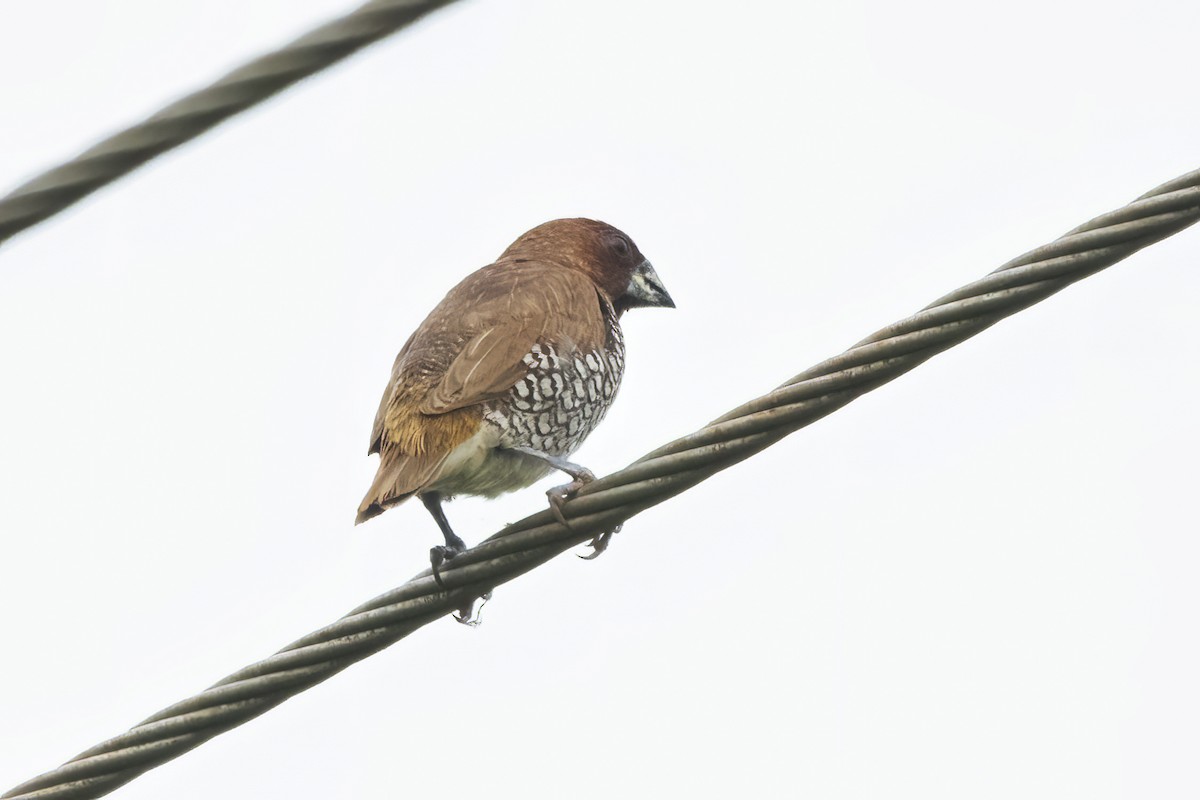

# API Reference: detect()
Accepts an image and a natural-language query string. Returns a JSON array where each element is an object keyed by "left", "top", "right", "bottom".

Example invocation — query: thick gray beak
[{"left": 623, "top": 259, "right": 675, "bottom": 309}]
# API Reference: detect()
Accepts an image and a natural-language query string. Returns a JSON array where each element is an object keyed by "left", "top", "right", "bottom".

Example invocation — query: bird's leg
[
  {"left": 453, "top": 590, "right": 493, "bottom": 627},
  {"left": 506, "top": 446, "right": 620, "bottom": 559},
  {"left": 421, "top": 492, "right": 466, "bottom": 588},
  {"left": 578, "top": 522, "right": 623, "bottom": 561},
  {"left": 505, "top": 446, "right": 596, "bottom": 529}
]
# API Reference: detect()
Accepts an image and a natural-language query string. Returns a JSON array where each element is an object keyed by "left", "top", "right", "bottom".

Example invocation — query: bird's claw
[
  {"left": 430, "top": 543, "right": 465, "bottom": 589},
  {"left": 578, "top": 523, "right": 622, "bottom": 560},
  {"left": 454, "top": 590, "right": 493, "bottom": 626},
  {"left": 546, "top": 469, "right": 596, "bottom": 529}
]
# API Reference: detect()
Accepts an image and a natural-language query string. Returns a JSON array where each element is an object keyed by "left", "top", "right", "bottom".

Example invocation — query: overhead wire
[{"left": 0, "top": 0, "right": 462, "bottom": 248}]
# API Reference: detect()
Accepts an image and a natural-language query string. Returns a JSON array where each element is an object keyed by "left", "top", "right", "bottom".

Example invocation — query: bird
[{"left": 356, "top": 218, "right": 674, "bottom": 587}]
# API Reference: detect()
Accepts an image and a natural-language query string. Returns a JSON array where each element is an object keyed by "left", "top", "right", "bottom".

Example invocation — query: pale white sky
[{"left": 2, "top": 2, "right": 1199, "bottom": 798}]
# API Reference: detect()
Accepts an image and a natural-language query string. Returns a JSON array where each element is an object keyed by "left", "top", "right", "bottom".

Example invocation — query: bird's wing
[
  {"left": 367, "top": 327, "right": 418, "bottom": 456},
  {"left": 367, "top": 260, "right": 607, "bottom": 453},
  {"left": 419, "top": 262, "right": 607, "bottom": 414}
]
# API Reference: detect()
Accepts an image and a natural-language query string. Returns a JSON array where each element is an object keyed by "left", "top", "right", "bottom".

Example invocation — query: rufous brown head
[{"left": 499, "top": 218, "right": 675, "bottom": 314}]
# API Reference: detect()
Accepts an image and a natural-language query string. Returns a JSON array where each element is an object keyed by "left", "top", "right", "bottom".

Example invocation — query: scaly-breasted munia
[{"left": 356, "top": 218, "right": 674, "bottom": 583}]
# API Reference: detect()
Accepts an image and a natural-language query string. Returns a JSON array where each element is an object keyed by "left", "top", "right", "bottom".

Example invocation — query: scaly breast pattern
[{"left": 484, "top": 308, "right": 625, "bottom": 457}]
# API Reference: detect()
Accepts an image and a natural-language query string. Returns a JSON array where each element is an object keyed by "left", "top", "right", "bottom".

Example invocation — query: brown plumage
[{"left": 355, "top": 218, "right": 674, "bottom": 580}]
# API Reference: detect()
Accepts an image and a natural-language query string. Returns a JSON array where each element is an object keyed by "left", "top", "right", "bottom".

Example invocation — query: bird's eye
[{"left": 609, "top": 236, "right": 630, "bottom": 257}]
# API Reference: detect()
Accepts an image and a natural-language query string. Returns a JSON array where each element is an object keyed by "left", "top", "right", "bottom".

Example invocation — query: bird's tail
[
  {"left": 355, "top": 452, "right": 446, "bottom": 524},
  {"left": 354, "top": 498, "right": 403, "bottom": 525}
]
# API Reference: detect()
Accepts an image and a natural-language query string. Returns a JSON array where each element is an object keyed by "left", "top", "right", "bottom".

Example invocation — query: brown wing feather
[
  {"left": 367, "top": 336, "right": 412, "bottom": 456},
  {"left": 358, "top": 259, "right": 607, "bottom": 520},
  {"left": 418, "top": 262, "right": 607, "bottom": 414}
]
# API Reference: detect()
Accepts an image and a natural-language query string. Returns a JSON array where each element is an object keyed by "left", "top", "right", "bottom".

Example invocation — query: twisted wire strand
[
  {"left": 0, "top": 0, "right": 459, "bottom": 248},
  {"left": 6, "top": 167, "right": 1199, "bottom": 800}
]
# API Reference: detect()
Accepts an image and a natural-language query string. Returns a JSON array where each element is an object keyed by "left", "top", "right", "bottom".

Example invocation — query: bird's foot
[
  {"left": 579, "top": 523, "right": 623, "bottom": 560},
  {"left": 430, "top": 539, "right": 466, "bottom": 589},
  {"left": 546, "top": 468, "right": 596, "bottom": 529},
  {"left": 453, "top": 590, "right": 493, "bottom": 627}
]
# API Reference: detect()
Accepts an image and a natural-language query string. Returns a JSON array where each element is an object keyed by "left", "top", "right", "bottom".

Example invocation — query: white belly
[{"left": 430, "top": 422, "right": 555, "bottom": 499}]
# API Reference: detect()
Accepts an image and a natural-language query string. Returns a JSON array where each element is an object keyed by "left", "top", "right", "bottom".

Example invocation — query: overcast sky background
[{"left": 2, "top": 1, "right": 1199, "bottom": 798}]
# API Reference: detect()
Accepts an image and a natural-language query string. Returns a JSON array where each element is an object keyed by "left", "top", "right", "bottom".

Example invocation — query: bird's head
[{"left": 500, "top": 218, "right": 675, "bottom": 315}]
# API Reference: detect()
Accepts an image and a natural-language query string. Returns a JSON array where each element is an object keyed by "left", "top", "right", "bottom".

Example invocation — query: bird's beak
[{"left": 623, "top": 259, "right": 675, "bottom": 309}]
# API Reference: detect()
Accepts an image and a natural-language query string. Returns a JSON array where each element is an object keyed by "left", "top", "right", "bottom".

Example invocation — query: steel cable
[
  {"left": 5, "top": 167, "right": 1199, "bottom": 800},
  {"left": 0, "top": 0, "right": 460, "bottom": 248}
]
